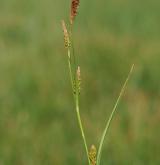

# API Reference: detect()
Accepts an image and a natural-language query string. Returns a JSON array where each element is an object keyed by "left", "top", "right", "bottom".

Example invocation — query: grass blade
[{"left": 96, "top": 64, "right": 134, "bottom": 165}]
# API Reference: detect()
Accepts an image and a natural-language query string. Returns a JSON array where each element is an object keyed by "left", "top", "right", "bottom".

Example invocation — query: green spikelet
[{"left": 89, "top": 145, "right": 97, "bottom": 165}]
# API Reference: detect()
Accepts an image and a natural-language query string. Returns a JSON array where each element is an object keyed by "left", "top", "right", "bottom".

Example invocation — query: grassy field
[{"left": 0, "top": 0, "right": 160, "bottom": 164}]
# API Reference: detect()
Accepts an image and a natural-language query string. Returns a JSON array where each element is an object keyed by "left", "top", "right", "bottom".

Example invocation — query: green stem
[
  {"left": 74, "top": 94, "right": 91, "bottom": 165},
  {"left": 67, "top": 49, "right": 75, "bottom": 94},
  {"left": 67, "top": 48, "right": 90, "bottom": 165},
  {"left": 97, "top": 64, "right": 134, "bottom": 165},
  {"left": 69, "top": 25, "right": 77, "bottom": 79}
]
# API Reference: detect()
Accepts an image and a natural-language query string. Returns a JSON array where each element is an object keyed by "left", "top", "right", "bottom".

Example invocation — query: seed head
[
  {"left": 89, "top": 145, "right": 97, "bottom": 165},
  {"left": 70, "top": 0, "right": 80, "bottom": 24},
  {"left": 61, "top": 20, "right": 70, "bottom": 48}
]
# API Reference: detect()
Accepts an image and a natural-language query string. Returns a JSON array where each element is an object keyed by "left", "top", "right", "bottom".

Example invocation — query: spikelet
[
  {"left": 70, "top": 0, "right": 80, "bottom": 24},
  {"left": 76, "top": 66, "right": 81, "bottom": 95},
  {"left": 89, "top": 145, "right": 97, "bottom": 165},
  {"left": 61, "top": 20, "right": 70, "bottom": 48}
]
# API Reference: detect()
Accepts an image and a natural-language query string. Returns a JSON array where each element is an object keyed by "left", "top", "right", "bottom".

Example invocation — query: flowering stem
[{"left": 67, "top": 41, "right": 90, "bottom": 165}]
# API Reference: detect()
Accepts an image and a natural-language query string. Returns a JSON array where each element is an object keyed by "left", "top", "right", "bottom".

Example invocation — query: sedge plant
[{"left": 61, "top": 0, "right": 134, "bottom": 164}]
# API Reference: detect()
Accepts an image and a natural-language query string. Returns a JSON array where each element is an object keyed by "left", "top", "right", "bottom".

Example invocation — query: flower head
[
  {"left": 70, "top": 0, "right": 80, "bottom": 24},
  {"left": 89, "top": 145, "right": 97, "bottom": 165},
  {"left": 61, "top": 20, "right": 70, "bottom": 48}
]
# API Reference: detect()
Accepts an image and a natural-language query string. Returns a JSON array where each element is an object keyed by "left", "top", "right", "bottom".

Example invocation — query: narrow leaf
[{"left": 97, "top": 64, "right": 134, "bottom": 165}]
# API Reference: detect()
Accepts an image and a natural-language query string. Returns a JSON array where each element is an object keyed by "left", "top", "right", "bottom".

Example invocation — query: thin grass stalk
[
  {"left": 67, "top": 49, "right": 75, "bottom": 94},
  {"left": 74, "top": 93, "right": 91, "bottom": 165},
  {"left": 69, "top": 26, "right": 77, "bottom": 76},
  {"left": 67, "top": 2, "right": 90, "bottom": 163},
  {"left": 67, "top": 31, "right": 90, "bottom": 165},
  {"left": 97, "top": 64, "right": 134, "bottom": 165}
]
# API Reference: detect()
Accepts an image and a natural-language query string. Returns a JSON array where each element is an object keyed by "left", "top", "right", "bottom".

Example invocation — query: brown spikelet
[
  {"left": 70, "top": 0, "right": 80, "bottom": 24},
  {"left": 61, "top": 20, "right": 70, "bottom": 48},
  {"left": 89, "top": 145, "right": 97, "bottom": 165}
]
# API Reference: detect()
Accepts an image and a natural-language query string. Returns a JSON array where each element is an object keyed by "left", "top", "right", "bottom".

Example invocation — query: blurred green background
[{"left": 0, "top": 0, "right": 160, "bottom": 164}]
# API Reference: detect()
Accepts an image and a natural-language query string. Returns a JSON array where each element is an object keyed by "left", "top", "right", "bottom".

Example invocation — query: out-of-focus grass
[{"left": 0, "top": 0, "right": 160, "bottom": 164}]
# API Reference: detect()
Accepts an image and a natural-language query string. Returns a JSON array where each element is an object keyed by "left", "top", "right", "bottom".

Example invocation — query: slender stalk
[
  {"left": 67, "top": 49, "right": 75, "bottom": 94},
  {"left": 69, "top": 25, "right": 77, "bottom": 79},
  {"left": 74, "top": 94, "right": 91, "bottom": 165},
  {"left": 64, "top": 1, "right": 90, "bottom": 163},
  {"left": 97, "top": 64, "right": 134, "bottom": 165},
  {"left": 67, "top": 44, "right": 90, "bottom": 165}
]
